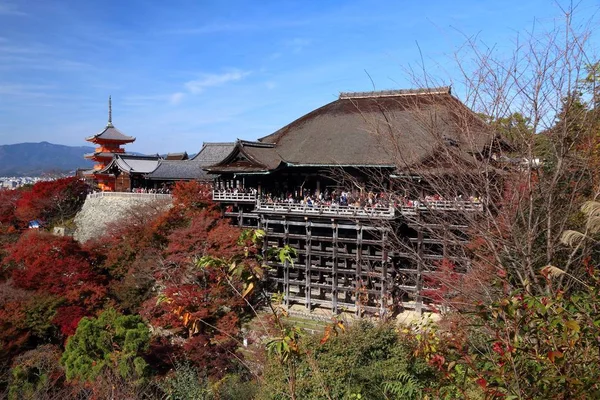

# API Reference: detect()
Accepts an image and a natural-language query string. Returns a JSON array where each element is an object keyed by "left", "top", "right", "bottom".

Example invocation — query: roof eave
[{"left": 285, "top": 162, "right": 396, "bottom": 168}]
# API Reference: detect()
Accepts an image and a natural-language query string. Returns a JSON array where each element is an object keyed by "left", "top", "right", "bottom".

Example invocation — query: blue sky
[{"left": 0, "top": 0, "right": 598, "bottom": 156}]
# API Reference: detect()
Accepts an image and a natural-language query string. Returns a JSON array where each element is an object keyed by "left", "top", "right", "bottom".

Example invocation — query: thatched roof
[{"left": 208, "top": 87, "right": 497, "bottom": 174}]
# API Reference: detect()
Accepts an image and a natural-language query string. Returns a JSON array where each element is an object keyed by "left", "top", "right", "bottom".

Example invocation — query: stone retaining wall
[{"left": 74, "top": 195, "right": 172, "bottom": 243}]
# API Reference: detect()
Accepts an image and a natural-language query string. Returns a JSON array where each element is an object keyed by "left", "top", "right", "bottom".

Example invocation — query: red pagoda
[{"left": 84, "top": 97, "right": 135, "bottom": 191}]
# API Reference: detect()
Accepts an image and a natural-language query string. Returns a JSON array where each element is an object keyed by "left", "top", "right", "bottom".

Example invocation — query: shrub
[
  {"left": 61, "top": 308, "right": 150, "bottom": 383},
  {"left": 258, "top": 321, "right": 437, "bottom": 400},
  {"left": 7, "top": 344, "right": 64, "bottom": 400}
]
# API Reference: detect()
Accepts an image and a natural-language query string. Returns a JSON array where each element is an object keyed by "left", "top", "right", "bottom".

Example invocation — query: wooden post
[
  {"left": 415, "top": 211, "right": 424, "bottom": 313},
  {"left": 332, "top": 219, "right": 338, "bottom": 314},
  {"left": 305, "top": 218, "right": 312, "bottom": 311},
  {"left": 283, "top": 218, "right": 290, "bottom": 308},
  {"left": 380, "top": 230, "right": 388, "bottom": 316},
  {"left": 442, "top": 225, "right": 448, "bottom": 260},
  {"left": 355, "top": 223, "right": 363, "bottom": 316}
]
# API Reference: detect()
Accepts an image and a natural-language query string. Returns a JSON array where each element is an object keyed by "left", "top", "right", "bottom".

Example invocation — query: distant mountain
[{"left": 0, "top": 142, "right": 95, "bottom": 177}]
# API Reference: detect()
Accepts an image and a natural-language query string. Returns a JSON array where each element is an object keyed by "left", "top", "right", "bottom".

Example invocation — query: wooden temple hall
[{"left": 207, "top": 87, "right": 506, "bottom": 315}]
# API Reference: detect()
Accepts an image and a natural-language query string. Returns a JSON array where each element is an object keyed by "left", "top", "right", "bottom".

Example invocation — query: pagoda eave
[
  {"left": 84, "top": 154, "right": 114, "bottom": 160},
  {"left": 85, "top": 137, "right": 136, "bottom": 145},
  {"left": 92, "top": 172, "right": 115, "bottom": 178}
]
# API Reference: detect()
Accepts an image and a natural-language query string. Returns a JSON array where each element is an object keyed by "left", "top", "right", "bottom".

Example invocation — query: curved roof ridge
[
  {"left": 239, "top": 139, "right": 275, "bottom": 148},
  {"left": 339, "top": 86, "right": 451, "bottom": 99}
]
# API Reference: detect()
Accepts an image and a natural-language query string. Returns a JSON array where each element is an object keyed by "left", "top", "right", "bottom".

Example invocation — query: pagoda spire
[{"left": 107, "top": 95, "right": 113, "bottom": 127}]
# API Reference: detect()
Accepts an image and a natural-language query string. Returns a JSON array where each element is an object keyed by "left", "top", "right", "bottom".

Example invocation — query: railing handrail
[
  {"left": 212, "top": 191, "right": 483, "bottom": 216},
  {"left": 87, "top": 192, "right": 172, "bottom": 200},
  {"left": 212, "top": 190, "right": 257, "bottom": 201},
  {"left": 255, "top": 201, "right": 396, "bottom": 218}
]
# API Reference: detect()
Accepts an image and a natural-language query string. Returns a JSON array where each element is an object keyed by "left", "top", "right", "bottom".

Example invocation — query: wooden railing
[
  {"left": 87, "top": 192, "right": 172, "bottom": 200},
  {"left": 212, "top": 191, "right": 483, "bottom": 217},
  {"left": 212, "top": 191, "right": 257, "bottom": 202},
  {"left": 401, "top": 200, "right": 483, "bottom": 213},
  {"left": 256, "top": 202, "right": 396, "bottom": 219}
]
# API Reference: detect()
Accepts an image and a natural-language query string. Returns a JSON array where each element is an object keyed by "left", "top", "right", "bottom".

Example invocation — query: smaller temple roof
[
  {"left": 191, "top": 142, "right": 237, "bottom": 165},
  {"left": 146, "top": 160, "right": 206, "bottom": 181},
  {"left": 165, "top": 152, "right": 189, "bottom": 160},
  {"left": 97, "top": 154, "right": 161, "bottom": 175},
  {"left": 85, "top": 97, "right": 135, "bottom": 143},
  {"left": 146, "top": 142, "right": 235, "bottom": 181},
  {"left": 205, "top": 140, "right": 282, "bottom": 174}
]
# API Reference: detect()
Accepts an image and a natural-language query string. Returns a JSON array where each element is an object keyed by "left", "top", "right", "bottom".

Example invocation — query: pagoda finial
[{"left": 107, "top": 95, "right": 113, "bottom": 127}]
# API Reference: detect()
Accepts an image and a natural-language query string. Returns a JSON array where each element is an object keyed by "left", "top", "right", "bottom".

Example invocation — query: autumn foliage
[
  {"left": 14, "top": 177, "right": 88, "bottom": 226},
  {"left": 0, "top": 180, "right": 262, "bottom": 396}
]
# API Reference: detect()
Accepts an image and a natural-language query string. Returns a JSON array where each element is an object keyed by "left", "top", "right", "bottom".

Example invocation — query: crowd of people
[
  {"left": 118, "top": 186, "right": 172, "bottom": 194},
  {"left": 214, "top": 187, "right": 481, "bottom": 209},
  {"left": 258, "top": 188, "right": 392, "bottom": 209}
]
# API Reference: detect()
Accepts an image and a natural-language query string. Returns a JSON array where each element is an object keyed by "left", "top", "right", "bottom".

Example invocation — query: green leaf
[{"left": 565, "top": 320, "right": 580, "bottom": 332}]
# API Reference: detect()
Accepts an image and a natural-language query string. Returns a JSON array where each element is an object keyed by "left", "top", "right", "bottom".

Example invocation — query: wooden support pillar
[
  {"left": 305, "top": 218, "right": 312, "bottom": 311},
  {"left": 380, "top": 230, "right": 388, "bottom": 316},
  {"left": 238, "top": 208, "right": 243, "bottom": 227},
  {"left": 261, "top": 217, "right": 268, "bottom": 258},
  {"left": 283, "top": 218, "right": 290, "bottom": 308},
  {"left": 332, "top": 219, "right": 339, "bottom": 314},
  {"left": 415, "top": 211, "right": 424, "bottom": 313},
  {"left": 442, "top": 226, "right": 448, "bottom": 260},
  {"left": 355, "top": 223, "right": 363, "bottom": 315}
]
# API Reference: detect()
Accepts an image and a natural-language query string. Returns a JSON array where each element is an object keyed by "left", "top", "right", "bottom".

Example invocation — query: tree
[
  {"left": 0, "top": 189, "right": 21, "bottom": 229},
  {"left": 354, "top": 4, "right": 600, "bottom": 313},
  {"left": 7, "top": 344, "right": 65, "bottom": 400},
  {"left": 61, "top": 308, "right": 150, "bottom": 382},
  {"left": 14, "top": 177, "right": 88, "bottom": 226},
  {"left": 5, "top": 231, "right": 106, "bottom": 308}
]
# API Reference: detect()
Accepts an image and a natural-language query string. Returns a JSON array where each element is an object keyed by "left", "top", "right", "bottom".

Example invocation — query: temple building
[
  {"left": 79, "top": 88, "right": 506, "bottom": 316},
  {"left": 94, "top": 153, "right": 161, "bottom": 192},
  {"left": 206, "top": 87, "right": 506, "bottom": 315},
  {"left": 84, "top": 97, "right": 136, "bottom": 191}
]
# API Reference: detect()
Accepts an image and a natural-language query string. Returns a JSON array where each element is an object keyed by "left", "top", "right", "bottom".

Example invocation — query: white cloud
[
  {"left": 120, "top": 70, "right": 249, "bottom": 109},
  {"left": 169, "top": 92, "right": 185, "bottom": 105},
  {"left": 184, "top": 70, "right": 251, "bottom": 94}
]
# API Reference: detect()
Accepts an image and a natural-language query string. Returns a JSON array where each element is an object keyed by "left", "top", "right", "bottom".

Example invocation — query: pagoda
[{"left": 84, "top": 96, "right": 135, "bottom": 191}]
